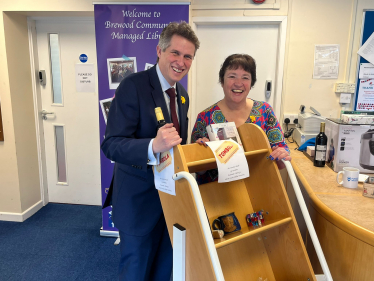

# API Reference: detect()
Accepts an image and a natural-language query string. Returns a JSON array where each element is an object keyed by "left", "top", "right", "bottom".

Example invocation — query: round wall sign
[{"left": 79, "top": 54, "right": 88, "bottom": 63}]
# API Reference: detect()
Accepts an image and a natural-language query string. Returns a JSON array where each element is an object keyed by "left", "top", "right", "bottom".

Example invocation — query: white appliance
[
  {"left": 294, "top": 112, "right": 326, "bottom": 146},
  {"left": 293, "top": 128, "right": 318, "bottom": 147},
  {"left": 359, "top": 129, "right": 374, "bottom": 170},
  {"left": 298, "top": 112, "right": 326, "bottom": 132}
]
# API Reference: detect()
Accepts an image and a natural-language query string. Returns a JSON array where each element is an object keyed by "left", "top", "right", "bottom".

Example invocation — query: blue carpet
[{"left": 0, "top": 203, "right": 119, "bottom": 281}]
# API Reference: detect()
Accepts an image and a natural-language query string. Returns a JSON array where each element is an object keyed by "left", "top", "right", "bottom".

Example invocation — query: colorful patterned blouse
[{"left": 191, "top": 99, "right": 289, "bottom": 184}]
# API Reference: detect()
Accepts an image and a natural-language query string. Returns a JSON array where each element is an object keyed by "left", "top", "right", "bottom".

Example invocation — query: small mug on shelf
[{"left": 212, "top": 212, "right": 241, "bottom": 235}]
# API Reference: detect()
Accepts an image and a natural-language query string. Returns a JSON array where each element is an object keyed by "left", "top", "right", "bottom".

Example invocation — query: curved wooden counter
[{"left": 284, "top": 145, "right": 374, "bottom": 281}]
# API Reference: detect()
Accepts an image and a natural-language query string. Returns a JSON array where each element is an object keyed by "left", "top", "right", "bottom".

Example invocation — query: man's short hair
[{"left": 157, "top": 21, "right": 200, "bottom": 62}]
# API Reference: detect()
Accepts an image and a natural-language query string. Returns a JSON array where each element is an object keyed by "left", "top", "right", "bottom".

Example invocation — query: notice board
[{"left": 354, "top": 10, "right": 374, "bottom": 111}]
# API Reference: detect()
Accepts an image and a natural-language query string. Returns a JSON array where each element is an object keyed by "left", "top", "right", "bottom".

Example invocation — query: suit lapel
[
  {"left": 176, "top": 83, "right": 187, "bottom": 141},
  {"left": 149, "top": 66, "right": 171, "bottom": 123}
]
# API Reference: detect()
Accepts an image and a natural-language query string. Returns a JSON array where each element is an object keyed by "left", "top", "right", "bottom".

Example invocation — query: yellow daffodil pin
[{"left": 181, "top": 96, "right": 186, "bottom": 104}]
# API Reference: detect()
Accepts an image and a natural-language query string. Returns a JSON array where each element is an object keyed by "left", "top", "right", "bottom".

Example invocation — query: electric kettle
[{"left": 359, "top": 129, "right": 374, "bottom": 170}]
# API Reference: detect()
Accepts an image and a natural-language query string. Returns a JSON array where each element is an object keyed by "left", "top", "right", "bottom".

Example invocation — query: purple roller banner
[{"left": 94, "top": 4, "right": 189, "bottom": 234}]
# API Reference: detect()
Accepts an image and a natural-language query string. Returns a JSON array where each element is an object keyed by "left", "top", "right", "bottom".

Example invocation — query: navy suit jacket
[{"left": 101, "top": 65, "right": 189, "bottom": 236}]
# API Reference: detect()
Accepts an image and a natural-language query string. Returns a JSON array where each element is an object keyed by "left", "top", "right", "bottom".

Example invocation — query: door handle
[{"left": 41, "top": 109, "right": 54, "bottom": 120}]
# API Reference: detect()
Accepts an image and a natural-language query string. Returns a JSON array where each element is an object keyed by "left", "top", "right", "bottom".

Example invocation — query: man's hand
[{"left": 152, "top": 123, "right": 182, "bottom": 154}]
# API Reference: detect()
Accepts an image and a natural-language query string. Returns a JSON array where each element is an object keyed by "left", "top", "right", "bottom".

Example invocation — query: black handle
[{"left": 212, "top": 219, "right": 221, "bottom": 230}]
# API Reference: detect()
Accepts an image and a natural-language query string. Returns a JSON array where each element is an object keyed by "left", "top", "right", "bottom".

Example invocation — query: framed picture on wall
[
  {"left": 99, "top": 97, "right": 113, "bottom": 124},
  {"left": 144, "top": 63, "right": 154, "bottom": 70},
  {"left": 107, "top": 57, "right": 137, "bottom": 89},
  {"left": 0, "top": 104, "right": 4, "bottom": 141}
]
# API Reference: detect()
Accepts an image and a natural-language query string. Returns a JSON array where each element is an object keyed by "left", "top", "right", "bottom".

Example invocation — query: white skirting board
[
  {"left": 316, "top": 275, "right": 327, "bottom": 281},
  {"left": 0, "top": 200, "right": 43, "bottom": 222}
]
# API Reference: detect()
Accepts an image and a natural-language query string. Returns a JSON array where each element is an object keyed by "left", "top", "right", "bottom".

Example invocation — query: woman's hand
[
  {"left": 269, "top": 146, "right": 291, "bottom": 169},
  {"left": 195, "top": 137, "right": 209, "bottom": 147}
]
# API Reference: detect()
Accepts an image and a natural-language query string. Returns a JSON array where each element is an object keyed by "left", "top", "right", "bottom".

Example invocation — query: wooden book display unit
[{"left": 159, "top": 124, "right": 316, "bottom": 281}]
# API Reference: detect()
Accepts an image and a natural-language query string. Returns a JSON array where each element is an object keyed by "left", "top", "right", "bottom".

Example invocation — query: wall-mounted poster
[
  {"left": 356, "top": 79, "right": 374, "bottom": 111},
  {"left": 0, "top": 104, "right": 4, "bottom": 141},
  {"left": 313, "top": 44, "right": 339, "bottom": 79},
  {"left": 95, "top": 1, "right": 189, "bottom": 236},
  {"left": 354, "top": 11, "right": 374, "bottom": 111},
  {"left": 75, "top": 63, "right": 95, "bottom": 93},
  {"left": 95, "top": 3, "right": 189, "bottom": 236}
]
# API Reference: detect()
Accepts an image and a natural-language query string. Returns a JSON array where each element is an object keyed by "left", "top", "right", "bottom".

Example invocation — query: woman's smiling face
[{"left": 221, "top": 67, "right": 252, "bottom": 104}]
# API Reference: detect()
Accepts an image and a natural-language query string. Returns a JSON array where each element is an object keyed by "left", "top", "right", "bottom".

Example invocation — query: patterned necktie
[{"left": 165, "top": 87, "right": 180, "bottom": 135}]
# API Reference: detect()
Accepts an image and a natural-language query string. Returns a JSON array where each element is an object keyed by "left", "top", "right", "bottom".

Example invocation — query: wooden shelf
[
  {"left": 214, "top": 217, "right": 292, "bottom": 249},
  {"left": 187, "top": 148, "right": 268, "bottom": 174},
  {"left": 160, "top": 124, "right": 316, "bottom": 280}
]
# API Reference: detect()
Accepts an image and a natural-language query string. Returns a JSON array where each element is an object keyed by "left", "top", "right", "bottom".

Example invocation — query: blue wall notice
[{"left": 79, "top": 54, "right": 88, "bottom": 63}]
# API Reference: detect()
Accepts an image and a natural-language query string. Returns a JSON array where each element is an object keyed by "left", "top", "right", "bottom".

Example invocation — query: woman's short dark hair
[{"left": 219, "top": 54, "right": 257, "bottom": 87}]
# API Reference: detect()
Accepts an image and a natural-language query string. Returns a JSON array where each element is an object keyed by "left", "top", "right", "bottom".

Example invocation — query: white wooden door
[
  {"left": 35, "top": 19, "right": 101, "bottom": 205},
  {"left": 191, "top": 17, "right": 287, "bottom": 128}
]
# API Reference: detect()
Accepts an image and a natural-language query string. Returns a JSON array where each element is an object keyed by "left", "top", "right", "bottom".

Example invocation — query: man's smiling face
[{"left": 157, "top": 34, "right": 195, "bottom": 86}]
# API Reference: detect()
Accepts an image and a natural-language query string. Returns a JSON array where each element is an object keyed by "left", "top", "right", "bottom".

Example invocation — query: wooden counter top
[{"left": 288, "top": 143, "right": 374, "bottom": 245}]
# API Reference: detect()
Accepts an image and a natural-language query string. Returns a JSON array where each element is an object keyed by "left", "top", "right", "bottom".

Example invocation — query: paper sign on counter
[
  {"left": 206, "top": 140, "right": 249, "bottom": 183},
  {"left": 154, "top": 149, "right": 175, "bottom": 195}
]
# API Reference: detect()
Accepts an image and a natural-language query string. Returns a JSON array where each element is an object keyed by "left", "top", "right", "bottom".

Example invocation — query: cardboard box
[
  {"left": 341, "top": 114, "right": 374, "bottom": 124},
  {"left": 325, "top": 118, "right": 374, "bottom": 173},
  {"left": 206, "top": 122, "right": 242, "bottom": 145},
  {"left": 363, "top": 179, "right": 374, "bottom": 199},
  {"left": 306, "top": 146, "right": 315, "bottom": 157}
]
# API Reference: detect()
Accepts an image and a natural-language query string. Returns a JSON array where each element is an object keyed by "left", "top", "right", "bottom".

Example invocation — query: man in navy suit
[{"left": 101, "top": 22, "right": 200, "bottom": 281}]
